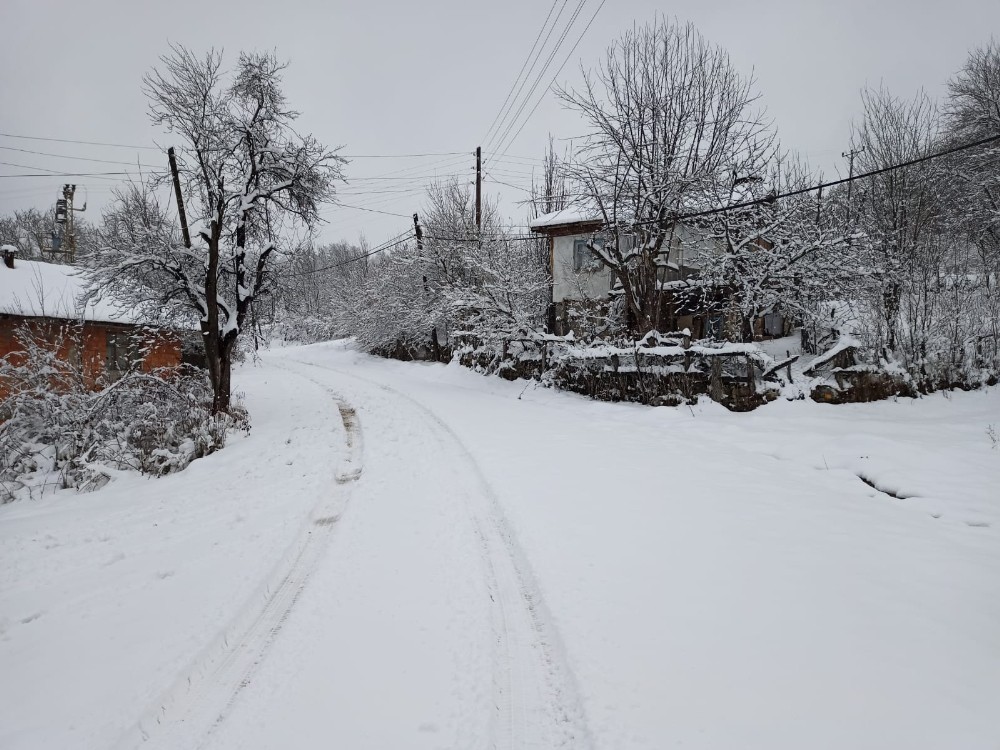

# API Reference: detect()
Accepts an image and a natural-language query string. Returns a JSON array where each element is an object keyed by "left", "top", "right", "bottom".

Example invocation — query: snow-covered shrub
[
  {"left": 265, "top": 316, "right": 344, "bottom": 345},
  {"left": 0, "top": 323, "right": 247, "bottom": 503},
  {"left": 331, "top": 181, "right": 548, "bottom": 360}
]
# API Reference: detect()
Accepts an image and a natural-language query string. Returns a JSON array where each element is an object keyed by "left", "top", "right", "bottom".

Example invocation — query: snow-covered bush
[
  {"left": 332, "top": 180, "right": 548, "bottom": 359},
  {"left": 0, "top": 323, "right": 247, "bottom": 503},
  {"left": 265, "top": 315, "right": 344, "bottom": 345}
]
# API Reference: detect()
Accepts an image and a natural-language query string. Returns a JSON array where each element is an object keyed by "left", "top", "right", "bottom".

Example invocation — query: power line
[
  {"left": 484, "top": 173, "right": 534, "bottom": 194},
  {"left": 490, "top": 0, "right": 590, "bottom": 156},
  {"left": 339, "top": 151, "right": 466, "bottom": 158},
  {"left": 481, "top": 0, "right": 562, "bottom": 148},
  {"left": 493, "top": 0, "right": 606, "bottom": 161},
  {"left": 424, "top": 233, "right": 540, "bottom": 242},
  {"left": 330, "top": 203, "right": 412, "bottom": 218},
  {"left": 485, "top": 0, "right": 573, "bottom": 153},
  {"left": 0, "top": 133, "right": 473, "bottom": 161},
  {"left": 286, "top": 229, "right": 415, "bottom": 277},
  {"left": 360, "top": 153, "right": 470, "bottom": 181},
  {"left": 0, "top": 132, "right": 161, "bottom": 150},
  {"left": 0, "top": 145, "right": 162, "bottom": 168},
  {"left": 337, "top": 186, "right": 430, "bottom": 196},
  {"left": 0, "top": 170, "right": 132, "bottom": 178},
  {"left": 345, "top": 172, "right": 467, "bottom": 181},
  {"left": 632, "top": 131, "right": 1000, "bottom": 226}
]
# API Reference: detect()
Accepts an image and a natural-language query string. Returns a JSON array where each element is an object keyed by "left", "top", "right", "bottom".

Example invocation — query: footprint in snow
[{"left": 104, "top": 551, "right": 126, "bottom": 567}]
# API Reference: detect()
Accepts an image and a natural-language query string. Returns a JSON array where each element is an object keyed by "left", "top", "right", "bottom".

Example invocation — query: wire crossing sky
[{"left": 2, "top": 0, "right": 999, "bottom": 243}]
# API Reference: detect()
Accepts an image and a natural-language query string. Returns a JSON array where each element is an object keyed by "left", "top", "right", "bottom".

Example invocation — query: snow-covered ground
[{"left": 2, "top": 341, "right": 998, "bottom": 749}]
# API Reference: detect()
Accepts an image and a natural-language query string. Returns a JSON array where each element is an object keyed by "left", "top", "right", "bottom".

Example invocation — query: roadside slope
[{"left": 0, "top": 363, "right": 345, "bottom": 750}]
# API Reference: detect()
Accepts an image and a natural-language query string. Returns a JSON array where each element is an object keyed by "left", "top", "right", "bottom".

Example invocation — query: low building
[
  {"left": 0, "top": 248, "right": 192, "bottom": 389},
  {"left": 529, "top": 208, "right": 726, "bottom": 336},
  {"left": 529, "top": 209, "right": 792, "bottom": 340}
]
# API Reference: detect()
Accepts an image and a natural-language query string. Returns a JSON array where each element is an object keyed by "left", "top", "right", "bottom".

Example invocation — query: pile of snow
[{"left": 529, "top": 205, "right": 602, "bottom": 230}]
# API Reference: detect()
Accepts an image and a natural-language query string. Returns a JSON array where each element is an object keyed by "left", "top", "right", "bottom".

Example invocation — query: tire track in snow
[
  {"left": 112, "top": 367, "right": 362, "bottom": 750},
  {"left": 284, "top": 356, "right": 594, "bottom": 750}
]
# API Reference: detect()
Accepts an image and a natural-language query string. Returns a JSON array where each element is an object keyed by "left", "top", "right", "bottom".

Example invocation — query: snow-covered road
[
  {"left": 193, "top": 358, "right": 591, "bottom": 749},
  {"left": 2, "top": 342, "right": 999, "bottom": 749}
]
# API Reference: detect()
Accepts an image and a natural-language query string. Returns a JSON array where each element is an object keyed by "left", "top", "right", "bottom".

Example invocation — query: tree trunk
[
  {"left": 214, "top": 352, "right": 232, "bottom": 413},
  {"left": 204, "top": 221, "right": 224, "bottom": 414},
  {"left": 213, "top": 336, "right": 238, "bottom": 414}
]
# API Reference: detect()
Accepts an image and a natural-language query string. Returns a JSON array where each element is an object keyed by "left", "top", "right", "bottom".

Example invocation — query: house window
[
  {"left": 106, "top": 332, "right": 139, "bottom": 372},
  {"left": 573, "top": 239, "right": 596, "bottom": 272}
]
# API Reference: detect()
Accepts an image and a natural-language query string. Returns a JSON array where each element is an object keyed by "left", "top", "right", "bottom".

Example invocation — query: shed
[{"left": 0, "top": 249, "right": 192, "bottom": 389}]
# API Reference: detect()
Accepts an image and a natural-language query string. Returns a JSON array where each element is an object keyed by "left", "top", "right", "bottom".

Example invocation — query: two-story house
[{"left": 530, "top": 208, "right": 731, "bottom": 337}]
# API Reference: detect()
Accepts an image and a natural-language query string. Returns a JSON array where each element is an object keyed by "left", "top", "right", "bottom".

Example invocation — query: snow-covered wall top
[
  {"left": 0, "top": 259, "right": 141, "bottom": 324},
  {"left": 529, "top": 206, "right": 602, "bottom": 230}
]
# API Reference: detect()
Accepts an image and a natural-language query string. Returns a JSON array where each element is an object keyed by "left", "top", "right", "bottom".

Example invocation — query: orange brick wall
[
  {"left": 0, "top": 316, "right": 184, "bottom": 394},
  {"left": 142, "top": 335, "right": 184, "bottom": 371}
]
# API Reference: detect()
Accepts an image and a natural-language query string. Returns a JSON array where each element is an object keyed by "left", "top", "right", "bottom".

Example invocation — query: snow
[
  {"left": 2, "top": 342, "right": 998, "bottom": 749},
  {"left": 0, "top": 259, "right": 140, "bottom": 324},
  {"left": 803, "top": 334, "right": 862, "bottom": 374},
  {"left": 529, "top": 205, "right": 602, "bottom": 230}
]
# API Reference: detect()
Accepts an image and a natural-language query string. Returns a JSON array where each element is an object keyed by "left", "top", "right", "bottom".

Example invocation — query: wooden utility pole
[
  {"left": 842, "top": 147, "right": 864, "bottom": 227},
  {"left": 475, "top": 146, "right": 482, "bottom": 232},
  {"left": 413, "top": 212, "right": 423, "bottom": 252},
  {"left": 415, "top": 211, "right": 441, "bottom": 360},
  {"left": 168, "top": 147, "right": 192, "bottom": 248}
]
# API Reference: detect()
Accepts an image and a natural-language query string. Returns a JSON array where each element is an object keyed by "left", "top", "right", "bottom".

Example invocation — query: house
[
  {"left": 529, "top": 208, "right": 728, "bottom": 337},
  {"left": 529, "top": 209, "right": 792, "bottom": 340},
  {"left": 0, "top": 247, "right": 193, "bottom": 389}
]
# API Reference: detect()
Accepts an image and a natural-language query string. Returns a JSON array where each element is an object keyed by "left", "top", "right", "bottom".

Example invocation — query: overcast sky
[{"left": 2, "top": 0, "right": 998, "bottom": 246}]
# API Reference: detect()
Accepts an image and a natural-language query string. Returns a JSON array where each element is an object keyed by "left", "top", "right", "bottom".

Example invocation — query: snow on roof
[
  {"left": 0, "top": 259, "right": 142, "bottom": 325},
  {"left": 529, "top": 206, "right": 603, "bottom": 231}
]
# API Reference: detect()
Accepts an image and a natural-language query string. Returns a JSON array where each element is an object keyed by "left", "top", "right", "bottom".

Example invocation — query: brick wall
[{"left": 0, "top": 316, "right": 184, "bottom": 393}]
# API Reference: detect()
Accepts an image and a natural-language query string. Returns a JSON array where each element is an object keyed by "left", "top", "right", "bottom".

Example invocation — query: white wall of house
[
  {"left": 551, "top": 226, "right": 728, "bottom": 304},
  {"left": 552, "top": 233, "right": 614, "bottom": 303}
]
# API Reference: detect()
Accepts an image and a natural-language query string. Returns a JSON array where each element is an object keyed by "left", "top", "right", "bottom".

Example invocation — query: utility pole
[
  {"left": 842, "top": 147, "right": 864, "bottom": 227},
  {"left": 413, "top": 212, "right": 423, "bottom": 252},
  {"left": 475, "top": 146, "right": 482, "bottom": 232},
  {"left": 415, "top": 210, "right": 440, "bottom": 361},
  {"left": 54, "top": 184, "right": 86, "bottom": 263},
  {"left": 168, "top": 147, "right": 192, "bottom": 248}
]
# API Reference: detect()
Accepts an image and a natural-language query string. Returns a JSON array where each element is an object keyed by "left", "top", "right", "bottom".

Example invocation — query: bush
[{"left": 0, "top": 323, "right": 248, "bottom": 503}]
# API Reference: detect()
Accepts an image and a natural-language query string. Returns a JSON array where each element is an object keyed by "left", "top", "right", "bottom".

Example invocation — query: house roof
[
  {"left": 529, "top": 206, "right": 603, "bottom": 232},
  {"left": 0, "top": 257, "right": 143, "bottom": 325}
]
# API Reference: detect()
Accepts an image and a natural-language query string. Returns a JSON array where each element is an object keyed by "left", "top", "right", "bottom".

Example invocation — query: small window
[
  {"left": 106, "top": 332, "right": 139, "bottom": 372},
  {"left": 575, "top": 235, "right": 640, "bottom": 272},
  {"left": 573, "top": 239, "right": 592, "bottom": 272}
]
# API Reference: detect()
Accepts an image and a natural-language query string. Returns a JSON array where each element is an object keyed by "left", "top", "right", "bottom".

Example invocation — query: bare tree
[
  {"left": 530, "top": 135, "right": 570, "bottom": 218},
  {"left": 93, "top": 46, "right": 344, "bottom": 412},
  {"left": 340, "top": 179, "right": 547, "bottom": 356},
  {"left": 946, "top": 40, "right": 1000, "bottom": 286},
  {"left": 691, "top": 157, "right": 857, "bottom": 341},
  {"left": 557, "top": 17, "right": 777, "bottom": 335},
  {"left": 849, "top": 87, "right": 944, "bottom": 357}
]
